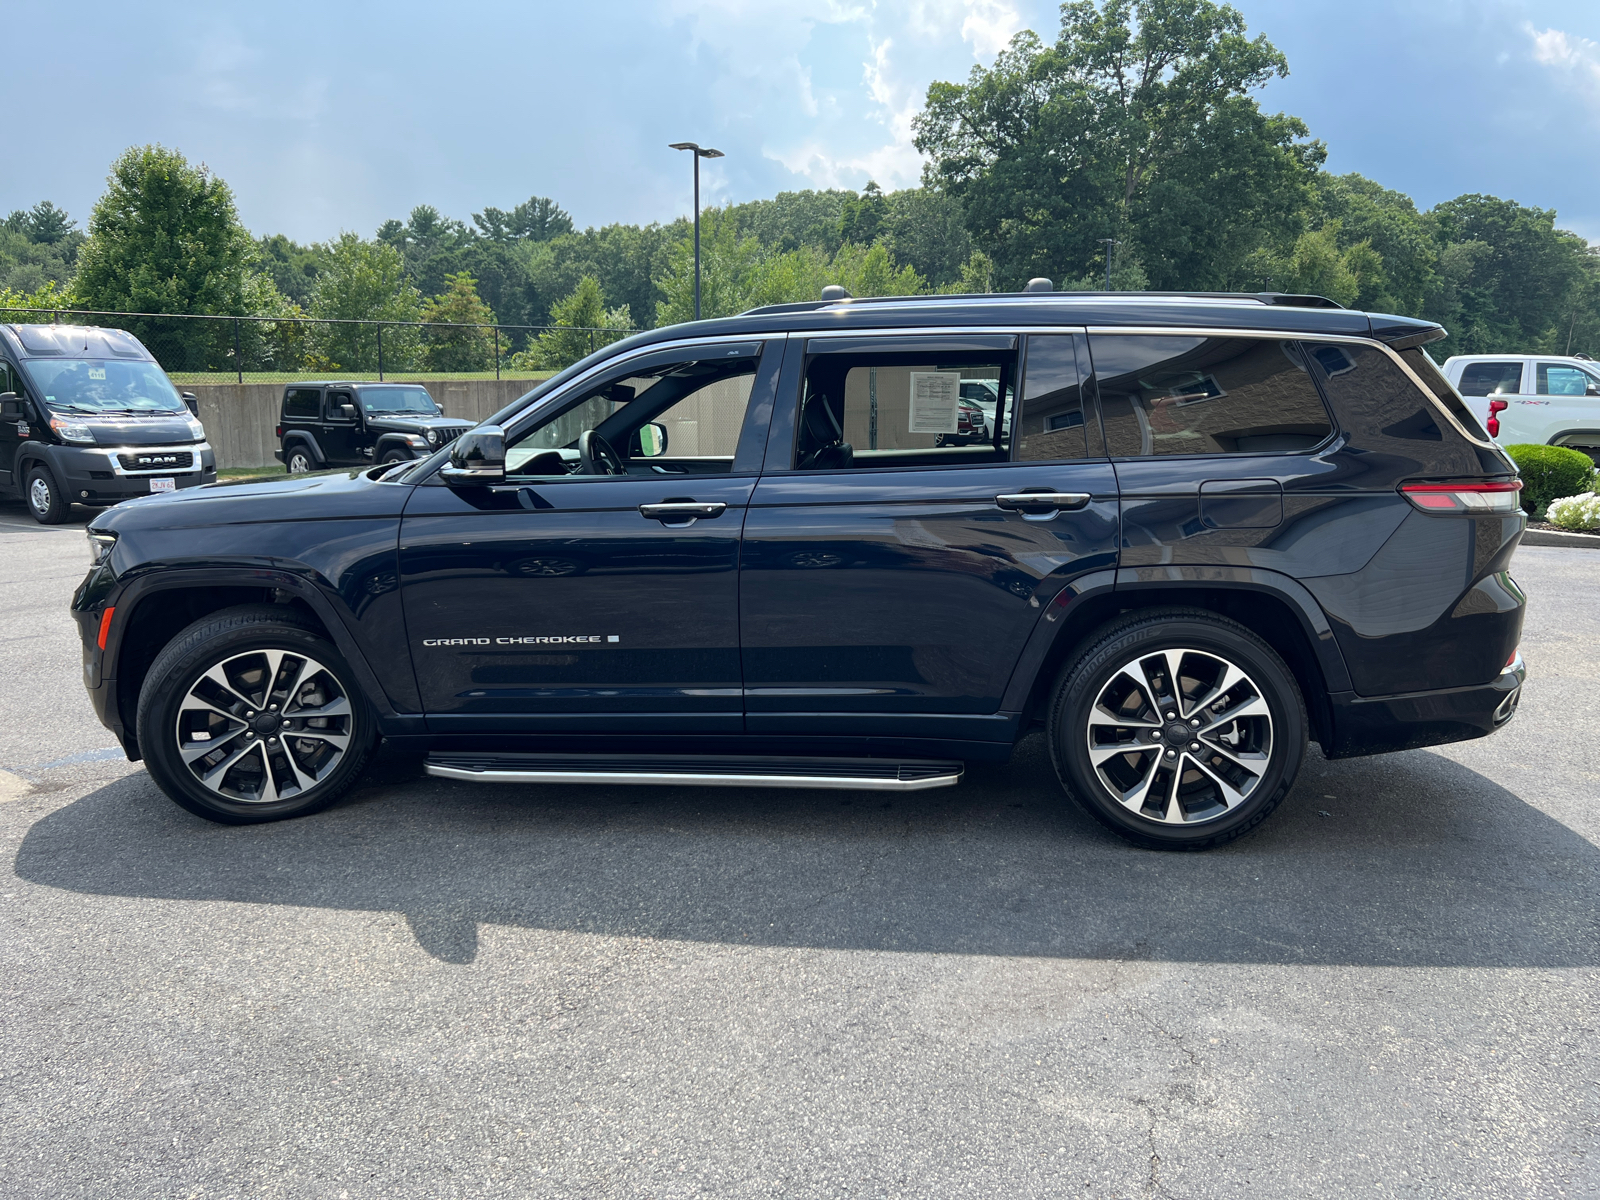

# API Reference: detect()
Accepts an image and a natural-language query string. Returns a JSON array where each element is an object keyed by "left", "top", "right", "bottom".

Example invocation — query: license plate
[{"left": 149, "top": 477, "right": 176, "bottom": 493}]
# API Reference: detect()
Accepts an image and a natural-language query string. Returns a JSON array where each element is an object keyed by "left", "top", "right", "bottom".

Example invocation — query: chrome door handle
[
  {"left": 639, "top": 501, "right": 727, "bottom": 526},
  {"left": 995, "top": 491, "right": 1091, "bottom": 520}
]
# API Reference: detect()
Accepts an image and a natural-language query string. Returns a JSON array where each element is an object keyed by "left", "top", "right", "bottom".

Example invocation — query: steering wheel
[{"left": 577, "top": 430, "right": 625, "bottom": 476}]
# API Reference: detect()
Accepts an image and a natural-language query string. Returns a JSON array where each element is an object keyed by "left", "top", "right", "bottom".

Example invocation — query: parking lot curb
[{"left": 1522, "top": 528, "right": 1600, "bottom": 548}]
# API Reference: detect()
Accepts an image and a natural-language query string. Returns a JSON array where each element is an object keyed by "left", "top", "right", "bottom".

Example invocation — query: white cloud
[
  {"left": 1526, "top": 24, "right": 1600, "bottom": 111},
  {"left": 959, "top": 0, "right": 1024, "bottom": 57}
]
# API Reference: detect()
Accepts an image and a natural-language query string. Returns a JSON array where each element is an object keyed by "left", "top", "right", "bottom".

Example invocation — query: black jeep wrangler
[
  {"left": 1, "top": 323, "right": 215, "bottom": 523},
  {"left": 74, "top": 290, "right": 1527, "bottom": 849},
  {"left": 274, "top": 381, "right": 471, "bottom": 472}
]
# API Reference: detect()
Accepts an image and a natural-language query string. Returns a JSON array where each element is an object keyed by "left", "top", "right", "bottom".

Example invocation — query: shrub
[
  {"left": 1503, "top": 444, "right": 1597, "bottom": 516},
  {"left": 1546, "top": 492, "right": 1600, "bottom": 531}
]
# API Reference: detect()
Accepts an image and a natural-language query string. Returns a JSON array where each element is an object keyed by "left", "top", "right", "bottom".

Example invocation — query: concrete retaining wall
[{"left": 189, "top": 377, "right": 547, "bottom": 468}]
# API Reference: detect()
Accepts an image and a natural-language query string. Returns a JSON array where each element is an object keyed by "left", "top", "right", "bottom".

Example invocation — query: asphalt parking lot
[{"left": 1, "top": 498, "right": 1595, "bottom": 1200}]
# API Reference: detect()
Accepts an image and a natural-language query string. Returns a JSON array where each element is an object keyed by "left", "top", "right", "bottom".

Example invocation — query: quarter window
[
  {"left": 1092, "top": 335, "right": 1332, "bottom": 457},
  {"left": 1536, "top": 363, "right": 1600, "bottom": 397},
  {"left": 1458, "top": 361, "right": 1525, "bottom": 396},
  {"left": 283, "top": 388, "right": 320, "bottom": 418}
]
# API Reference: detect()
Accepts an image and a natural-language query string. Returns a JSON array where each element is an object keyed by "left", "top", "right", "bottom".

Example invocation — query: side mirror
[
  {"left": 440, "top": 425, "right": 506, "bottom": 486},
  {"left": 631, "top": 421, "right": 669, "bottom": 458},
  {"left": 340, "top": 403, "right": 359, "bottom": 420},
  {"left": 181, "top": 391, "right": 198, "bottom": 416},
  {"left": 0, "top": 392, "right": 20, "bottom": 418}
]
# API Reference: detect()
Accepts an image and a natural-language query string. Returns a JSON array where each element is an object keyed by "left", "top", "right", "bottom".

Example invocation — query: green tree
[
  {"left": 420, "top": 271, "right": 499, "bottom": 372},
  {"left": 75, "top": 145, "right": 257, "bottom": 368},
  {"left": 654, "top": 209, "right": 769, "bottom": 324},
  {"left": 521, "top": 276, "right": 632, "bottom": 370},
  {"left": 306, "top": 233, "right": 423, "bottom": 372},
  {"left": 914, "top": 0, "right": 1318, "bottom": 290},
  {"left": 839, "top": 181, "right": 888, "bottom": 246},
  {"left": 472, "top": 196, "right": 574, "bottom": 243},
  {"left": 727, "top": 190, "right": 854, "bottom": 255},
  {"left": 256, "top": 234, "right": 328, "bottom": 308},
  {"left": 882, "top": 188, "right": 972, "bottom": 288}
]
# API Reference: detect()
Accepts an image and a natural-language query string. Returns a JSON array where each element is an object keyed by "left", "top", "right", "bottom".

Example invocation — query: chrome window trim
[
  {"left": 105, "top": 441, "right": 212, "bottom": 476},
  {"left": 486, "top": 323, "right": 1494, "bottom": 458}
]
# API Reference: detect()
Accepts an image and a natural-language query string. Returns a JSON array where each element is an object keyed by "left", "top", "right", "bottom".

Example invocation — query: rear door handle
[
  {"left": 995, "top": 491, "right": 1091, "bottom": 520},
  {"left": 639, "top": 501, "right": 727, "bottom": 526}
]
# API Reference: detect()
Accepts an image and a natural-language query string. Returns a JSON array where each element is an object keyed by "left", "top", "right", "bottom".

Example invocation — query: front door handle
[
  {"left": 639, "top": 501, "right": 727, "bottom": 526},
  {"left": 995, "top": 491, "right": 1091, "bottom": 521}
]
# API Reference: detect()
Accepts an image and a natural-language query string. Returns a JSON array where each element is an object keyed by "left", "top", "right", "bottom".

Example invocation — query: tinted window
[
  {"left": 324, "top": 391, "right": 355, "bottom": 420},
  {"left": 1399, "top": 349, "right": 1489, "bottom": 437},
  {"left": 796, "top": 342, "right": 1015, "bottom": 470},
  {"left": 359, "top": 386, "right": 438, "bottom": 415},
  {"left": 1016, "top": 334, "right": 1092, "bottom": 461},
  {"left": 0, "top": 360, "right": 17, "bottom": 397},
  {"left": 283, "top": 388, "right": 320, "bottom": 418},
  {"left": 1092, "top": 335, "right": 1332, "bottom": 457},
  {"left": 1537, "top": 363, "right": 1600, "bottom": 396},
  {"left": 1458, "top": 361, "right": 1524, "bottom": 396}
]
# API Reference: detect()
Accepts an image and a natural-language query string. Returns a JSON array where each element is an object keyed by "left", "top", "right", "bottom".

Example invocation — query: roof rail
[{"left": 740, "top": 290, "right": 1343, "bottom": 317}]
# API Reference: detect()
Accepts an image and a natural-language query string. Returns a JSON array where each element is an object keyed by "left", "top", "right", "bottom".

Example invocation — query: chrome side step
[{"left": 424, "top": 753, "right": 963, "bottom": 792}]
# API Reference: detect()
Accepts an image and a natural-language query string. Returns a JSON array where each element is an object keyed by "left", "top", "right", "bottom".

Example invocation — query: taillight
[
  {"left": 275, "top": 425, "right": 283, "bottom": 438},
  {"left": 1486, "top": 398, "right": 1508, "bottom": 438},
  {"left": 1400, "top": 480, "right": 1522, "bottom": 514}
]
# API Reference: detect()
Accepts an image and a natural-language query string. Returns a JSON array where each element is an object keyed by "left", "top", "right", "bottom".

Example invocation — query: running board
[{"left": 424, "top": 752, "right": 964, "bottom": 792}]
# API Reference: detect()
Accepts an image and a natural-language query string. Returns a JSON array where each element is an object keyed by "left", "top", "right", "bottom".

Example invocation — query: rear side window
[
  {"left": 1092, "top": 335, "right": 1332, "bottom": 457},
  {"left": 284, "top": 388, "right": 320, "bottom": 418},
  {"left": 1398, "top": 349, "right": 1490, "bottom": 438},
  {"left": 1457, "top": 361, "right": 1524, "bottom": 396},
  {"left": 1536, "top": 363, "right": 1600, "bottom": 396},
  {"left": 1016, "top": 334, "right": 1096, "bottom": 461}
]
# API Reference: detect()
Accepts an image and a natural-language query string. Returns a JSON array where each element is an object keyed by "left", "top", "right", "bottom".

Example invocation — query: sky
[{"left": 6, "top": 0, "right": 1600, "bottom": 244}]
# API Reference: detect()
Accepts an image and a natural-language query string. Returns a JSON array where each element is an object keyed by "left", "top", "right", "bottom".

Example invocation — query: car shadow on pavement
[{"left": 13, "top": 733, "right": 1598, "bottom": 967}]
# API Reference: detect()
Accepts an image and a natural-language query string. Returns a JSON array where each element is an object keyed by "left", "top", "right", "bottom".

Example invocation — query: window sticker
[
  {"left": 908, "top": 371, "right": 961, "bottom": 434},
  {"left": 88, "top": 368, "right": 106, "bottom": 380}
]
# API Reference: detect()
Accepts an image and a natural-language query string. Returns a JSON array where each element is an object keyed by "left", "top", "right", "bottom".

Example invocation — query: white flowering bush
[{"left": 1545, "top": 492, "right": 1600, "bottom": 531}]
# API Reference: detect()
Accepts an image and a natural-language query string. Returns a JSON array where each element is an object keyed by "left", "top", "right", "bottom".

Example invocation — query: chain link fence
[{"left": 0, "top": 307, "right": 636, "bottom": 385}]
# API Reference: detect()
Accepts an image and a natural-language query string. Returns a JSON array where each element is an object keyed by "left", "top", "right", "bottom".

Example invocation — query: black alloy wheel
[
  {"left": 25, "top": 465, "right": 67, "bottom": 524},
  {"left": 136, "top": 606, "right": 375, "bottom": 824},
  {"left": 1049, "top": 608, "right": 1306, "bottom": 850}
]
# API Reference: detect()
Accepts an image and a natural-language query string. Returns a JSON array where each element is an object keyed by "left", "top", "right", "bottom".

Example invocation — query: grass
[
  {"left": 218, "top": 466, "right": 288, "bottom": 479},
  {"left": 170, "top": 370, "right": 554, "bottom": 386}
]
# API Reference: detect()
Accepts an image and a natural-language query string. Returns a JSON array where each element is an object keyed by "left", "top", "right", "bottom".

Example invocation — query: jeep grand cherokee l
[{"left": 72, "top": 290, "right": 1526, "bottom": 849}]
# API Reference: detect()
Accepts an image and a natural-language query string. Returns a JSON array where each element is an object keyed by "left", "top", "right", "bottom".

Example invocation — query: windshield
[
  {"left": 359, "top": 387, "right": 439, "bottom": 415},
  {"left": 22, "top": 359, "right": 184, "bottom": 414}
]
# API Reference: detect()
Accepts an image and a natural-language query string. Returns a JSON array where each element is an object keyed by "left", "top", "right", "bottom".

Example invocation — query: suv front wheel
[
  {"left": 1050, "top": 608, "right": 1306, "bottom": 850},
  {"left": 26, "top": 464, "right": 67, "bottom": 524},
  {"left": 136, "top": 606, "right": 375, "bottom": 824}
]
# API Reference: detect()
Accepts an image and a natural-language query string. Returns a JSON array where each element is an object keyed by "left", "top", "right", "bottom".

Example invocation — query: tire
[
  {"left": 135, "top": 606, "right": 376, "bottom": 825},
  {"left": 1048, "top": 607, "right": 1307, "bottom": 851},
  {"left": 379, "top": 448, "right": 413, "bottom": 465},
  {"left": 284, "top": 447, "right": 314, "bottom": 474},
  {"left": 25, "top": 464, "right": 68, "bottom": 524}
]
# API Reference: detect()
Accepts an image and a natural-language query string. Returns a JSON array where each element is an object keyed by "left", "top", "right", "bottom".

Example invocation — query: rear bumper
[{"left": 1322, "top": 654, "right": 1525, "bottom": 758}]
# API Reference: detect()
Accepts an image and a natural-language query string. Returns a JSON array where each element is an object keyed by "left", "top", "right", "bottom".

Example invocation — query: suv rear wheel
[
  {"left": 26, "top": 464, "right": 67, "bottom": 524},
  {"left": 1049, "top": 608, "right": 1306, "bottom": 850},
  {"left": 136, "top": 606, "right": 375, "bottom": 824},
  {"left": 284, "top": 447, "right": 314, "bottom": 474}
]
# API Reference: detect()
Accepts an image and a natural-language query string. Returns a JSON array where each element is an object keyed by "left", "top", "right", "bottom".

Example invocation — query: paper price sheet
[{"left": 908, "top": 371, "right": 962, "bottom": 435}]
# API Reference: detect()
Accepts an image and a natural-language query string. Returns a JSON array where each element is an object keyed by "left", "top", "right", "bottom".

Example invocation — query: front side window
[
  {"left": 359, "top": 386, "right": 440, "bottom": 415},
  {"left": 0, "top": 360, "right": 18, "bottom": 398},
  {"left": 1093, "top": 335, "right": 1332, "bottom": 457},
  {"left": 1458, "top": 361, "right": 1525, "bottom": 396},
  {"left": 504, "top": 343, "right": 761, "bottom": 478},
  {"left": 1537, "top": 363, "right": 1600, "bottom": 397},
  {"left": 324, "top": 391, "right": 355, "bottom": 421},
  {"left": 20, "top": 358, "right": 185, "bottom": 415},
  {"left": 794, "top": 339, "right": 1015, "bottom": 470}
]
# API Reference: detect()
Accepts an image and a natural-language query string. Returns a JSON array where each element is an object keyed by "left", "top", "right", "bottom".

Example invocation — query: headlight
[
  {"left": 86, "top": 530, "right": 116, "bottom": 566},
  {"left": 186, "top": 417, "right": 206, "bottom": 440},
  {"left": 50, "top": 416, "right": 96, "bottom": 445},
  {"left": 427, "top": 429, "right": 439, "bottom": 445}
]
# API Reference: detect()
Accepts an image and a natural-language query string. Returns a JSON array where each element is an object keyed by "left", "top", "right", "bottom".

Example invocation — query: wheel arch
[
  {"left": 281, "top": 431, "right": 325, "bottom": 464},
  {"left": 1002, "top": 567, "right": 1350, "bottom": 753},
  {"left": 106, "top": 568, "right": 407, "bottom": 760},
  {"left": 372, "top": 433, "right": 419, "bottom": 460}
]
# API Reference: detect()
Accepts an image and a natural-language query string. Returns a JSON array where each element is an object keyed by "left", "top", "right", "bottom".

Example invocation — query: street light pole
[
  {"left": 1100, "top": 239, "right": 1120, "bottom": 291},
  {"left": 669, "top": 142, "right": 725, "bottom": 321}
]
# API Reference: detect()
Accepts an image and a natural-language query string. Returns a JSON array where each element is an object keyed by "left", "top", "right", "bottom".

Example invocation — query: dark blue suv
[{"left": 72, "top": 291, "right": 1527, "bottom": 849}]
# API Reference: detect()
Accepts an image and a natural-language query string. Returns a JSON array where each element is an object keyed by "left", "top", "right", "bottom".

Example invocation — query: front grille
[
  {"left": 439, "top": 428, "right": 463, "bottom": 444},
  {"left": 117, "top": 450, "right": 193, "bottom": 472}
]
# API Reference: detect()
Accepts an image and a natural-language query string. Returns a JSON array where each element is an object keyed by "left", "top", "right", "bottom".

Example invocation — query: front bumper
[
  {"left": 53, "top": 442, "right": 216, "bottom": 503},
  {"left": 1322, "top": 654, "right": 1525, "bottom": 759}
]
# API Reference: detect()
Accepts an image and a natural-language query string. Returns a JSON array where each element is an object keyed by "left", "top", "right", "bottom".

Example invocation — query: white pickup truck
[{"left": 1441, "top": 353, "right": 1600, "bottom": 460}]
